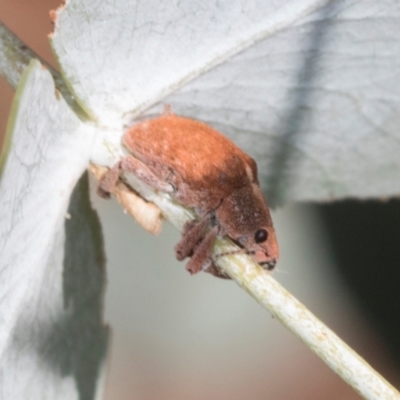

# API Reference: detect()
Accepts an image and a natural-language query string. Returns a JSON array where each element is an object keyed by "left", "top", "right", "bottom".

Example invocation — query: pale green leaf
[
  {"left": 51, "top": 0, "right": 400, "bottom": 205},
  {"left": 0, "top": 60, "right": 108, "bottom": 400}
]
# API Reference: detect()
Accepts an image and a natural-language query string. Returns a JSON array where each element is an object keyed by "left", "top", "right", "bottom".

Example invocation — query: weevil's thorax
[{"left": 215, "top": 184, "right": 279, "bottom": 268}]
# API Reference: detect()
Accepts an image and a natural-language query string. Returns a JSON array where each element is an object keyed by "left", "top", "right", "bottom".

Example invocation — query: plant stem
[{"left": 216, "top": 245, "right": 400, "bottom": 399}]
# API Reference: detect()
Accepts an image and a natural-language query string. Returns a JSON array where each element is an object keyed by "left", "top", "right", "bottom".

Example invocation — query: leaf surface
[
  {"left": 51, "top": 0, "right": 400, "bottom": 204},
  {"left": 0, "top": 60, "right": 108, "bottom": 400}
]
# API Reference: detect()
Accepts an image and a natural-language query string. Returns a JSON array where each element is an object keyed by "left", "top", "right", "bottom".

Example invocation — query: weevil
[{"left": 99, "top": 108, "right": 279, "bottom": 278}]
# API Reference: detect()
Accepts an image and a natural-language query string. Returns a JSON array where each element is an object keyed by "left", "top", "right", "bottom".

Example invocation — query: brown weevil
[{"left": 99, "top": 108, "right": 279, "bottom": 278}]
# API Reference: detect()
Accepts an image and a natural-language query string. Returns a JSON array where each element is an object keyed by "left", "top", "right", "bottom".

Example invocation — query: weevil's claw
[
  {"left": 97, "top": 186, "right": 111, "bottom": 199},
  {"left": 98, "top": 161, "right": 122, "bottom": 197},
  {"left": 203, "top": 262, "right": 230, "bottom": 279}
]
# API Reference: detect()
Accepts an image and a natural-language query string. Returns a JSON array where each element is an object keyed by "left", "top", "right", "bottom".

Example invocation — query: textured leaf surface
[
  {"left": 0, "top": 60, "right": 108, "bottom": 399},
  {"left": 51, "top": 0, "right": 400, "bottom": 205}
]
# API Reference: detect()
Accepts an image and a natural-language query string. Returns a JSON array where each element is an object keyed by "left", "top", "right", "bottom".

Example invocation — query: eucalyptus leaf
[
  {"left": 51, "top": 0, "right": 400, "bottom": 205},
  {"left": 0, "top": 60, "right": 108, "bottom": 400}
]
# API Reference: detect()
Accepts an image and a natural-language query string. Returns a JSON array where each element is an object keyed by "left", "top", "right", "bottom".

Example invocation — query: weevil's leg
[
  {"left": 175, "top": 217, "right": 210, "bottom": 261},
  {"left": 98, "top": 161, "right": 122, "bottom": 198},
  {"left": 204, "top": 262, "right": 230, "bottom": 279},
  {"left": 185, "top": 226, "right": 218, "bottom": 275},
  {"left": 98, "top": 155, "right": 174, "bottom": 198},
  {"left": 120, "top": 155, "right": 174, "bottom": 193}
]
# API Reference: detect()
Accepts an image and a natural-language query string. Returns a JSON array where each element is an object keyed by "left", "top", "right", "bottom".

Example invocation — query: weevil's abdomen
[{"left": 123, "top": 113, "right": 255, "bottom": 210}]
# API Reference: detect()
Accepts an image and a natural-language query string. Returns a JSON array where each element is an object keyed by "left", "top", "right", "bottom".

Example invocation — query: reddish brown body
[{"left": 100, "top": 110, "right": 279, "bottom": 278}]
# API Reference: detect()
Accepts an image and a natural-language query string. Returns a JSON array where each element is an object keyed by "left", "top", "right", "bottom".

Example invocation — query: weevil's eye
[{"left": 255, "top": 229, "right": 268, "bottom": 244}]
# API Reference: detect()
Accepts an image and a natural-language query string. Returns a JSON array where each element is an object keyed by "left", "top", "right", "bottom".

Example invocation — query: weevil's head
[{"left": 215, "top": 184, "right": 279, "bottom": 270}]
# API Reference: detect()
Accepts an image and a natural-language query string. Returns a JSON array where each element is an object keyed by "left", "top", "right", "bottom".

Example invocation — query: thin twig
[{"left": 216, "top": 245, "right": 400, "bottom": 400}]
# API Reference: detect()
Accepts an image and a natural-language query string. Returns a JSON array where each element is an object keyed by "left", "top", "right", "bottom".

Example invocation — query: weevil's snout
[
  {"left": 246, "top": 228, "right": 279, "bottom": 271},
  {"left": 216, "top": 185, "right": 279, "bottom": 270},
  {"left": 252, "top": 249, "right": 277, "bottom": 271}
]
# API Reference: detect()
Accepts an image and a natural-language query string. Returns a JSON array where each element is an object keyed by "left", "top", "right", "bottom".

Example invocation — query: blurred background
[{"left": 1, "top": 1, "right": 400, "bottom": 399}]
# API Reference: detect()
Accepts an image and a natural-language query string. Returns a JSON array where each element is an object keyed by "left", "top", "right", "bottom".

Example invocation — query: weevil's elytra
[{"left": 99, "top": 109, "right": 279, "bottom": 278}]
